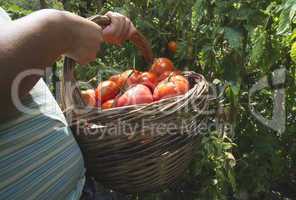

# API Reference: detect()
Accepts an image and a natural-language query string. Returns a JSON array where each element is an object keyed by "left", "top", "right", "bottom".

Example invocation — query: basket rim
[
  {"left": 76, "top": 72, "right": 205, "bottom": 108},
  {"left": 68, "top": 71, "right": 209, "bottom": 125}
]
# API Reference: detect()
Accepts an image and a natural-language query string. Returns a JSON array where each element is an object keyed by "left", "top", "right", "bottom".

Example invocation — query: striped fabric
[{"left": 0, "top": 79, "right": 86, "bottom": 200}]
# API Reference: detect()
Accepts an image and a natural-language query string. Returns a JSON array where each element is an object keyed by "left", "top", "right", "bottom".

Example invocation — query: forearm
[
  {"left": 0, "top": 9, "right": 75, "bottom": 107},
  {"left": 0, "top": 9, "right": 71, "bottom": 69}
]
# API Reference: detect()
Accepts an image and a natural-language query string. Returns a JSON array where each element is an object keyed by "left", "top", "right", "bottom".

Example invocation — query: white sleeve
[{"left": 0, "top": 7, "right": 11, "bottom": 23}]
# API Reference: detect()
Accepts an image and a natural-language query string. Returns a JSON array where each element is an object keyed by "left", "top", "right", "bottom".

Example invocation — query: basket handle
[{"left": 61, "top": 14, "right": 153, "bottom": 118}]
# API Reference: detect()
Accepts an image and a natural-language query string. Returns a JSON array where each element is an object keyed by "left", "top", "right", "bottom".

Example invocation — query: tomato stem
[{"left": 167, "top": 72, "right": 174, "bottom": 82}]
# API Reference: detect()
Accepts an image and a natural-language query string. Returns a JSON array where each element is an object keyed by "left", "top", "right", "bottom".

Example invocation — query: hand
[
  {"left": 62, "top": 11, "right": 104, "bottom": 65},
  {"left": 102, "top": 11, "right": 137, "bottom": 45}
]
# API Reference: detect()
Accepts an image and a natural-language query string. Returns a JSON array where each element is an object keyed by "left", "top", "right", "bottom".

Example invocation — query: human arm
[
  {"left": 0, "top": 9, "right": 103, "bottom": 107},
  {"left": 0, "top": 9, "right": 136, "bottom": 111}
]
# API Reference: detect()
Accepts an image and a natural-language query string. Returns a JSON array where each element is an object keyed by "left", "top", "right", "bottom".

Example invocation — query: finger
[
  {"left": 120, "top": 18, "right": 131, "bottom": 43},
  {"left": 103, "top": 12, "right": 131, "bottom": 45},
  {"left": 103, "top": 17, "right": 121, "bottom": 44},
  {"left": 116, "top": 16, "right": 127, "bottom": 44},
  {"left": 117, "top": 15, "right": 128, "bottom": 43},
  {"left": 105, "top": 11, "right": 115, "bottom": 18}
]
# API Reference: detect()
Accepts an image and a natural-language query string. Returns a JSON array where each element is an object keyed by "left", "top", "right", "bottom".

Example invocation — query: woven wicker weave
[{"left": 61, "top": 15, "right": 209, "bottom": 193}]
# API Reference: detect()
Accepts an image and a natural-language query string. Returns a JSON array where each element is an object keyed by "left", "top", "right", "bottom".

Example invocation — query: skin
[{"left": 0, "top": 9, "right": 136, "bottom": 114}]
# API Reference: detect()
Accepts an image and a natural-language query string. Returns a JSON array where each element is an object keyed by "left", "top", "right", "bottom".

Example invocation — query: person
[{"left": 0, "top": 8, "right": 136, "bottom": 200}]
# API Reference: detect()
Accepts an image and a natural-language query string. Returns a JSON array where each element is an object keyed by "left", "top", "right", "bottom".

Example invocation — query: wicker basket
[{"left": 61, "top": 15, "right": 209, "bottom": 193}]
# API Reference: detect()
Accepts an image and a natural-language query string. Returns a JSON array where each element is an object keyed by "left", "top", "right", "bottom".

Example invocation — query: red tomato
[
  {"left": 95, "top": 80, "right": 120, "bottom": 103},
  {"left": 102, "top": 99, "right": 115, "bottom": 110},
  {"left": 117, "top": 84, "right": 153, "bottom": 107},
  {"left": 109, "top": 74, "right": 126, "bottom": 89},
  {"left": 138, "top": 72, "right": 158, "bottom": 91},
  {"left": 153, "top": 75, "right": 189, "bottom": 101},
  {"left": 150, "top": 58, "right": 174, "bottom": 76},
  {"left": 158, "top": 70, "right": 181, "bottom": 82},
  {"left": 126, "top": 69, "right": 142, "bottom": 86},
  {"left": 81, "top": 89, "right": 96, "bottom": 107},
  {"left": 109, "top": 69, "right": 141, "bottom": 89},
  {"left": 168, "top": 41, "right": 177, "bottom": 54},
  {"left": 170, "top": 75, "right": 189, "bottom": 93}
]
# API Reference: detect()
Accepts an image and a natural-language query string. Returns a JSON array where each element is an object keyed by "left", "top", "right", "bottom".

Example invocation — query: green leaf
[
  {"left": 250, "top": 27, "right": 267, "bottom": 67},
  {"left": 277, "top": 0, "right": 296, "bottom": 34},
  {"left": 224, "top": 27, "right": 243, "bottom": 50},
  {"left": 227, "top": 170, "right": 236, "bottom": 190},
  {"left": 289, "top": 4, "right": 296, "bottom": 21},
  {"left": 222, "top": 52, "right": 242, "bottom": 83},
  {"left": 290, "top": 42, "right": 296, "bottom": 62},
  {"left": 277, "top": 9, "right": 291, "bottom": 34},
  {"left": 291, "top": 30, "right": 296, "bottom": 41},
  {"left": 191, "top": 0, "right": 205, "bottom": 31},
  {"left": 213, "top": 78, "right": 222, "bottom": 85}
]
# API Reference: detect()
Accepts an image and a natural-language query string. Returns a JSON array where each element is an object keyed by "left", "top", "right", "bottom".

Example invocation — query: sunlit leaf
[
  {"left": 277, "top": 0, "right": 296, "bottom": 34},
  {"left": 277, "top": 9, "right": 291, "bottom": 34},
  {"left": 290, "top": 42, "right": 296, "bottom": 62}
]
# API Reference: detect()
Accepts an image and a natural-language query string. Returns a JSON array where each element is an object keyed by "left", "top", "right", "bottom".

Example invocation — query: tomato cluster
[{"left": 81, "top": 58, "right": 190, "bottom": 109}]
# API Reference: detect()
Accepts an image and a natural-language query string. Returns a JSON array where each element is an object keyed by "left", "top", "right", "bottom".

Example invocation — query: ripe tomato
[
  {"left": 95, "top": 80, "right": 120, "bottom": 103},
  {"left": 126, "top": 69, "right": 142, "bottom": 86},
  {"left": 109, "top": 69, "right": 141, "bottom": 89},
  {"left": 168, "top": 41, "right": 177, "bottom": 53},
  {"left": 153, "top": 75, "right": 189, "bottom": 101},
  {"left": 170, "top": 75, "right": 189, "bottom": 92},
  {"left": 81, "top": 89, "right": 96, "bottom": 107},
  {"left": 109, "top": 74, "right": 126, "bottom": 89},
  {"left": 102, "top": 99, "right": 115, "bottom": 110},
  {"left": 158, "top": 70, "right": 181, "bottom": 82},
  {"left": 117, "top": 84, "right": 153, "bottom": 107},
  {"left": 150, "top": 58, "right": 174, "bottom": 76},
  {"left": 138, "top": 72, "right": 158, "bottom": 91}
]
